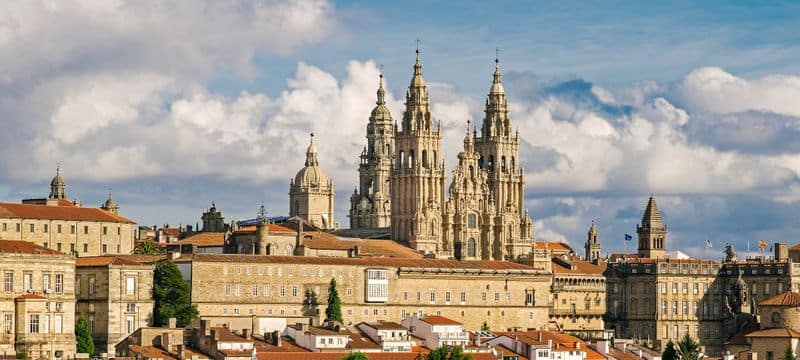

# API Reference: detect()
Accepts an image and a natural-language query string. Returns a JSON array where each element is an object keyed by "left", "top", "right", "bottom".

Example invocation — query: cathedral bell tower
[
  {"left": 390, "top": 47, "right": 446, "bottom": 254},
  {"left": 49, "top": 166, "right": 66, "bottom": 200},
  {"left": 349, "top": 73, "right": 394, "bottom": 229},
  {"left": 637, "top": 196, "right": 667, "bottom": 259},
  {"left": 584, "top": 219, "right": 601, "bottom": 262},
  {"left": 475, "top": 56, "right": 532, "bottom": 259}
]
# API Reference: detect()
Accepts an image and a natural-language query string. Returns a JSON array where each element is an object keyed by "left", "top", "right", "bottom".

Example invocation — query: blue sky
[{"left": 1, "top": 0, "right": 800, "bottom": 258}]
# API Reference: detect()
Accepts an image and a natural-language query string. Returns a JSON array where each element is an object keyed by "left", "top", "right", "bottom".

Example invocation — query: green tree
[
  {"left": 661, "top": 340, "right": 677, "bottom": 360},
  {"left": 785, "top": 345, "right": 795, "bottom": 360},
  {"left": 325, "top": 278, "right": 343, "bottom": 322},
  {"left": 341, "top": 352, "right": 370, "bottom": 360},
  {"left": 676, "top": 333, "right": 701, "bottom": 360},
  {"left": 134, "top": 241, "right": 163, "bottom": 255},
  {"left": 426, "top": 346, "right": 472, "bottom": 360},
  {"left": 153, "top": 261, "right": 198, "bottom": 327},
  {"left": 480, "top": 321, "right": 490, "bottom": 331},
  {"left": 75, "top": 316, "right": 95, "bottom": 355}
]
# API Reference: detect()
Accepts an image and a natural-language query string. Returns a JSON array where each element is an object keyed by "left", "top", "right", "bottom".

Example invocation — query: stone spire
[
  {"left": 640, "top": 195, "right": 664, "bottom": 231},
  {"left": 585, "top": 219, "right": 601, "bottom": 262},
  {"left": 305, "top": 133, "right": 319, "bottom": 167},
  {"left": 637, "top": 195, "right": 667, "bottom": 259},
  {"left": 49, "top": 165, "right": 66, "bottom": 200}
]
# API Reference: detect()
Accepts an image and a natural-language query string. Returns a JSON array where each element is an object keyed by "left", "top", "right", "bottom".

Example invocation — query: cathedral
[
  {"left": 289, "top": 134, "right": 335, "bottom": 229},
  {"left": 348, "top": 50, "right": 533, "bottom": 260}
]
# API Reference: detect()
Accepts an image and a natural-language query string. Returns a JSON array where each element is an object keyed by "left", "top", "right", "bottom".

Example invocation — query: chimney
[
  {"left": 574, "top": 341, "right": 581, "bottom": 350},
  {"left": 201, "top": 319, "right": 211, "bottom": 336},
  {"left": 300, "top": 323, "right": 309, "bottom": 332},
  {"left": 271, "top": 330, "right": 282, "bottom": 347},
  {"left": 168, "top": 317, "right": 177, "bottom": 329},
  {"left": 474, "top": 334, "right": 481, "bottom": 347},
  {"left": 162, "top": 332, "right": 172, "bottom": 351}
]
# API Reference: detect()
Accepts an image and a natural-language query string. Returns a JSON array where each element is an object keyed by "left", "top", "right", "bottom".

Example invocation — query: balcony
[
  {"left": 550, "top": 308, "right": 604, "bottom": 316},
  {"left": 437, "top": 332, "right": 469, "bottom": 340}
]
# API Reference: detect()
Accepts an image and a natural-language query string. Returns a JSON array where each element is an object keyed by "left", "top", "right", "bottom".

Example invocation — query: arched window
[
  {"left": 386, "top": 144, "right": 391, "bottom": 156},
  {"left": 478, "top": 155, "right": 484, "bottom": 169},
  {"left": 409, "top": 150, "right": 415, "bottom": 168},
  {"left": 422, "top": 150, "right": 428, "bottom": 168},
  {"left": 467, "top": 238, "right": 476, "bottom": 257},
  {"left": 469, "top": 165, "right": 475, "bottom": 178},
  {"left": 294, "top": 201, "right": 299, "bottom": 216},
  {"left": 433, "top": 151, "right": 437, "bottom": 166},
  {"left": 468, "top": 214, "right": 478, "bottom": 229},
  {"left": 399, "top": 151, "right": 405, "bottom": 169},
  {"left": 501, "top": 156, "right": 507, "bottom": 172},
  {"left": 511, "top": 157, "right": 515, "bottom": 171},
  {"left": 488, "top": 156, "right": 495, "bottom": 171}
]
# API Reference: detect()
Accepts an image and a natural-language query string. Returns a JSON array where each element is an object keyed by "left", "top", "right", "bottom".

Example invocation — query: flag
[
  {"left": 758, "top": 239, "right": 768, "bottom": 253},
  {"left": 705, "top": 239, "right": 712, "bottom": 248},
  {"left": 624, "top": 234, "right": 632, "bottom": 241}
]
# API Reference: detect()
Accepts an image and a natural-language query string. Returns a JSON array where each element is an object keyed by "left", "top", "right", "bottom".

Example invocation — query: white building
[
  {"left": 284, "top": 323, "right": 350, "bottom": 352},
  {"left": 401, "top": 314, "right": 469, "bottom": 349},
  {"left": 356, "top": 321, "right": 414, "bottom": 352}
]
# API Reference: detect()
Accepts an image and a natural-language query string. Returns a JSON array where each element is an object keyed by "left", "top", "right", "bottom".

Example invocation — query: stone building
[
  {"left": 550, "top": 254, "right": 607, "bottom": 339},
  {"left": 0, "top": 169, "right": 136, "bottom": 256},
  {"left": 201, "top": 202, "right": 227, "bottom": 233},
  {"left": 0, "top": 240, "right": 76, "bottom": 359},
  {"left": 380, "top": 51, "right": 532, "bottom": 260},
  {"left": 604, "top": 196, "right": 800, "bottom": 355},
  {"left": 389, "top": 49, "right": 446, "bottom": 254},
  {"left": 175, "top": 253, "right": 551, "bottom": 333},
  {"left": 349, "top": 74, "right": 394, "bottom": 230},
  {"left": 289, "top": 134, "right": 335, "bottom": 230},
  {"left": 75, "top": 255, "right": 158, "bottom": 355},
  {"left": 584, "top": 220, "right": 601, "bottom": 263}
]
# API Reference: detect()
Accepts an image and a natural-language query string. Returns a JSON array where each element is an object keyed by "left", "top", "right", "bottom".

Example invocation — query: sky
[{"left": 1, "top": 0, "right": 800, "bottom": 259}]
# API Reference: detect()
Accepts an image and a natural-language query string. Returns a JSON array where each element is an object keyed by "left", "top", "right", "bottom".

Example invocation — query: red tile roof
[
  {"left": 160, "top": 228, "right": 182, "bottom": 237},
  {"left": 255, "top": 352, "right": 496, "bottom": 360},
  {"left": 745, "top": 327, "right": 800, "bottom": 338},
  {"left": 358, "top": 321, "right": 407, "bottom": 331},
  {"left": 235, "top": 224, "right": 295, "bottom": 233},
  {"left": 128, "top": 345, "right": 178, "bottom": 360},
  {"left": 420, "top": 316, "right": 461, "bottom": 326},
  {"left": 76, "top": 255, "right": 162, "bottom": 267},
  {"left": 790, "top": 243, "right": 800, "bottom": 251},
  {"left": 212, "top": 327, "right": 252, "bottom": 343},
  {"left": 534, "top": 242, "right": 573, "bottom": 252},
  {"left": 551, "top": 255, "right": 607, "bottom": 275},
  {"left": 191, "top": 254, "right": 538, "bottom": 271},
  {"left": 0, "top": 240, "right": 64, "bottom": 255},
  {"left": 16, "top": 293, "right": 46, "bottom": 300},
  {"left": 759, "top": 291, "right": 800, "bottom": 306},
  {"left": 173, "top": 232, "right": 226, "bottom": 247},
  {"left": 0, "top": 202, "right": 134, "bottom": 223},
  {"left": 493, "top": 330, "right": 605, "bottom": 360}
]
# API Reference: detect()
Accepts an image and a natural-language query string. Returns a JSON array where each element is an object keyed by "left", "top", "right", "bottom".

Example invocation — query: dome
[
  {"left": 409, "top": 50, "right": 426, "bottom": 88},
  {"left": 51, "top": 171, "right": 65, "bottom": 187},
  {"left": 371, "top": 104, "right": 392, "bottom": 120},
  {"left": 489, "top": 59, "right": 505, "bottom": 95},
  {"left": 103, "top": 195, "right": 118, "bottom": 209},
  {"left": 294, "top": 165, "right": 329, "bottom": 188}
]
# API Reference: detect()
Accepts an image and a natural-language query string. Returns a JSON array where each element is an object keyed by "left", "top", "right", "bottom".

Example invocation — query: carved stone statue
[{"left": 725, "top": 242, "right": 738, "bottom": 262}]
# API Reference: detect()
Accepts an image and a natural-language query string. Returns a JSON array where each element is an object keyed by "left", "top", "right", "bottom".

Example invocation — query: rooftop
[
  {"left": 420, "top": 315, "right": 462, "bottom": 326},
  {"left": 76, "top": 255, "right": 163, "bottom": 267},
  {"left": 0, "top": 239, "right": 64, "bottom": 255},
  {"left": 551, "top": 255, "right": 607, "bottom": 275},
  {"left": 745, "top": 327, "right": 800, "bottom": 338},
  {"left": 0, "top": 202, "right": 134, "bottom": 223},
  {"left": 173, "top": 232, "right": 226, "bottom": 247},
  {"left": 759, "top": 291, "right": 800, "bottom": 306}
]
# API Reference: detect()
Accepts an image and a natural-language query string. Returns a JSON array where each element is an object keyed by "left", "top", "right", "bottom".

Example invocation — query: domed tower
[
  {"left": 637, "top": 195, "right": 667, "bottom": 259},
  {"left": 100, "top": 192, "right": 120, "bottom": 214},
  {"left": 289, "top": 133, "right": 335, "bottom": 229},
  {"left": 349, "top": 73, "right": 394, "bottom": 229},
  {"left": 584, "top": 219, "right": 601, "bottom": 262},
  {"left": 475, "top": 56, "right": 532, "bottom": 259},
  {"left": 390, "top": 47, "right": 446, "bottom": 254},
  {"left": 201, "top": 202, "right": 226, "bottom": 232},
  {"left": 49, "top": 166, "right": 67, "bottom": 200}
]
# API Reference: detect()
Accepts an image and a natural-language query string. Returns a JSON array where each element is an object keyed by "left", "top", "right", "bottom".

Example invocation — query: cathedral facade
[{"left": 349, "top": 50, "right": 533, "bottom": 260}]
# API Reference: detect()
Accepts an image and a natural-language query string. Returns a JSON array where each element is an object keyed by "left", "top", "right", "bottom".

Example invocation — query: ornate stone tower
[
  {"left": 349, "top": 74, "right": 394, "bottom": 229},
  {"left": 49, "top": 166, "right": 66, "bottom": 200},
  {"left": 290, "top": 134, "right": 335, "bottom": 229},
  {"left": 475, "top": 57, "right": 532, "bottom": 259},
  {"left": 637, "top": 196, "right": 667, "bottom": 259},
  {"left": 443, "top": 120, "right": 496, "bottom": 260},
  {"left": 201, "top": 202, "right": 226, "bottom": 232},
  {"left": 390, "top": 49, "right": 446, "bottom": 254},
  {"left": 100, "top": 192, "right": 120, "bottom": 214},
  {"left": 584, "top": 219, "right": 601, "bottom": 262}
]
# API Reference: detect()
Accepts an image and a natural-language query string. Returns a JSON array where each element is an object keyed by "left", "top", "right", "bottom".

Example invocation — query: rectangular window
[
  {"left": 660, "top": 283, "right": 667, "bottom": 294},
  {"left": 126, "top": 315, "right": 135, "bottom": 334},
  {"left": 57, "top": 224, "right": 62, "bottom": 233},
  {"left": 55, "top": 274, "right": 63, "bottom": 293},
  {"left": 43, "top": 274, "right": 50, "bottom": 292},
  {"left": 70, "top": 243, "right": 75, "bottom": 253},
  {"left": 29, "top": 314, "right": 39, "bottom": 333},
  {"left": 83, "top": 244, "right": 88, "bottom": 253},
  {"left": 672, "top": 301, "right": 678, "bottom": 315},
  {"left": 44, "top": 224, "right": 48, "bottom": 233},
  {"left": 347, "top": 288, "right": 353, "bottom": 296},
  {"left": 55, "top": 302, "right": 62, "bottom": 312},
  {"left": 225, "top": 283, "right": 231, "bottom": 296},
  {"left": 682, "top": 283, "right": 688, "bottom": 294},
  {"left": 102, "top": 244, "right": 107, "bottom": 253},
  {"left": 672, "top": 283, "right": 677, "bottom": 294},
  {"left": 23, "top": 273, "right": 32, "bottom": 291},
  {"left": 280, "top": 286, "right": 286, "bottom": 297},
  {"left": 117, "top": 227, "right": 121, "bottom": 236},
  {"left": 292, "top": 286, "right": 298, "bottom": 297},
  {"left": 494, "top": 292, "right": 500, "bottom": 301},
  {"left": 70, "top": 225, "right": 75, "bottom": 234},
  {"left": 89, "top": 276, "right": 96, "bottom": 295},
  {"left": 126, "top": 303, "right": 136, "bottom": 312},
  {"left": 29, "top": 224, "right": 34, "bottom": 232},
  {"left": 461, "top": 291, "right": 467, "bottom": 303},
  {"left": 4, "top": 314, "right": 12, "bottom": 333},
  {"left": 235, "top": 284, "right": 241, "bottom": 296},
  {"left": 251, "top": 284, "right": 258, "bottom": 296},
  {"left": 1, "top": 223, "right": 5, "bottom": 231},
  {"left": 764, "top": 283, "right": 770, "bottom": 295},
  {"left": 264, "top": 285, "right": 270, "bottom": 297},
  {"left": 4, "top": 273, "right": 12, "bottom": 292},
  {"left": 84, "top": 225, "right": 89, "bottom": 234},
  {"left": 126, "top": 277, "right": 135, "bottom": 295},
  {"left": 445, "top": 291, "right": 451, "bottom": 303},
  {"left": 429, "top": 292, "right": 435, "bottom": 303},
  {"left": 693, "top": 283, "right": 698, "bottom": 294},
  {"left": 365, "top": 269, "right": 388, "bottom": 302},
  {"left": 56, "top": 243, "right": 62, "bottom": 251},
  {"left": 682, "top": 301, "right": 688, "bottom": 315},
  {"left": 482, "top": 292, "right": 487, "bottom": 301},
  {"left": 103, "top": 226, "right": 108, "bottom": 235},
  {"left": 661, "top": 301, "right": 667, "bottom": 315}
]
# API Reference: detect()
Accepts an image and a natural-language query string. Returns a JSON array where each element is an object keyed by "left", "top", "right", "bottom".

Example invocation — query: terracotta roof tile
[
  {"left": 255, "top": 353, "right": 496, "bottom": 360},
  {"left": 0, "top": 202, "right": 134, "bottom": 223},
  {"left": 212, "top": 327, "right": 252, "bottom": 342},
  {"left": 551, "top": 255, "right": 607, "bottom": 275},
  {"left": 759, "top": 291, "right": 800, "bottom": 306},
  {"left": 16, "top": 293, "right": 46, "bottom": 300},
  {"left": 420, "top": 315, "right": 461, "bottom": 326},
  {"left": 76, "top": 255, "right": 162, "bottom": 267},
  {"left": 173, "top": 232, "right": 226, "bottom": 247},
  {"left": 160, "top": 228, "right": 181, "bottom": 237},
  {"left": 358, "top": 321, "right": 407, "bottom": 331},
  {"left": 235, "top": 224, "right": 294, "bottom": 233},
  {"left": 534, "top": 242, "right": 573, "bottom": 252},
  {"left": 493, "top": 330, "right": 604, "bottom": 360},
  {"left": 0, "top": 240, "right": 64, "bottom": 255},
  {"left": 790, "top": 243, "right": 800, "bottom": 251},
  {"left": 745, "top": 327, "right": 800, "bottom": 338},
  {"left": 128, "top": 345, "right": 178, "bottom": 360},
  {"left": 192, "top": 254, "right": 538, "bottom": 271},
  {"left": 253, "top": 337, "right": 309, "bottom": 353}
]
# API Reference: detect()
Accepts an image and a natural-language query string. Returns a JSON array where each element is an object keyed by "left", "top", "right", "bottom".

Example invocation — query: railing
[
  {"left": 550, "top": 309, "right": 604, "bottom": 316},
  {"left": 438, "top": 332, "right": 469, "bottom": 340}
]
